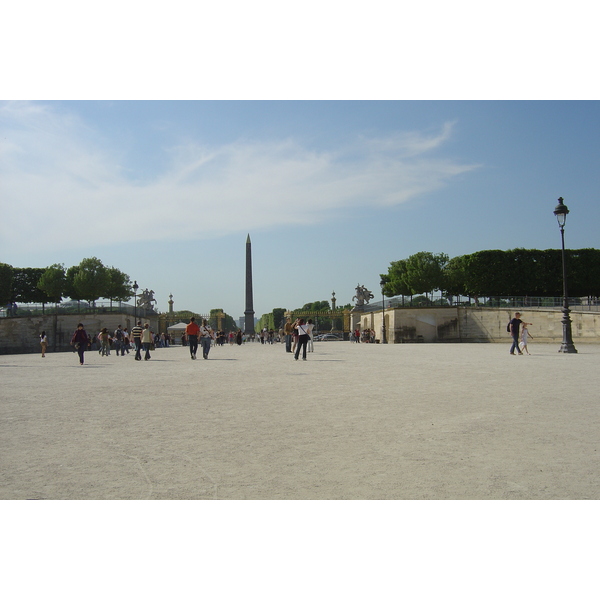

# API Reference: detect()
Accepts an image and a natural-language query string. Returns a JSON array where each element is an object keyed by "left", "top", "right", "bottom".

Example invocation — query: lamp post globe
[{"left": 553, "top": 198, "right": 577, "bottom": 353}]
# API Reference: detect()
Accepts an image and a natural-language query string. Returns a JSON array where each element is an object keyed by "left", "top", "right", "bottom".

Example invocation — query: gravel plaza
[{"left": 1, "top": 340, "right": 599, "bottom": 500}]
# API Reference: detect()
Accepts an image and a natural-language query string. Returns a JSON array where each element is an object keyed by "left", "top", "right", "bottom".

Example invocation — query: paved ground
[{"left": 1, "top": 340, "right": 599, "bottom": 499}]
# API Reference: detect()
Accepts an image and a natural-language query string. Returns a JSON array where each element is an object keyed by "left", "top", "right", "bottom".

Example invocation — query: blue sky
[{"left": 1, "top": 100, "right": 599, "bottom": 318}]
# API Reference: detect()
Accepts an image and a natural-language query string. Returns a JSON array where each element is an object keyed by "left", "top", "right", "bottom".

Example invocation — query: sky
[
  {"left": 2, "top": 100, "right": 599, "bottom": 319},
  {"left": 1, "top": 3, "right": 599, "bottom": 321}
]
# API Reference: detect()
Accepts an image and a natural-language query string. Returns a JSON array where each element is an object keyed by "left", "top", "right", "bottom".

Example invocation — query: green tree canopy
[
  {"left": 37, "top": 263, "right": 66, "bottom": 303},
  {"left": 209, "top": 308, "right": 237, "bottom": 331},
  {"left": 404, "top": 251, "right": 449, "bottom": 298},
  {"left": 12, "top": 268, "right": 47, "bottom": 303},
  {"left": 105, "top": 266, "right": 132, "bottom": 304},
  {"left": 0, "top": 263, "right": 14, "bottom": 305},
  {"left": 383, "top": 248, "right": 600, "bottom": 299},
  {"left": 272, "top": 308, "right": 287, "bottom": 330},
  {"left": 296, "top": 300, "right": 330, "bottom": 312},
  {"left": 73, "top": 257, "right": 110, "bottom": 304},
  {"left": 382, "top": 253, "right": 448, "bottom": 299}
]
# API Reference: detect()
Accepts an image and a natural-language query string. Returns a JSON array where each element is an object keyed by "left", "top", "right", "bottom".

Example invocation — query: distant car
[{"left": 314, "top": 333, "right": 343, "bottom": 341}]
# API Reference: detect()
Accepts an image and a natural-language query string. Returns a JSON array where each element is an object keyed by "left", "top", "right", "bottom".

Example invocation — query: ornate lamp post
[
  {"left": 133, "top": 280, "right": 139, "bottom": 322},
  {"left": 553, "top": 197, "right": 577, "bottom": 353},
  {"left": 380, "top": 278, "right": 388, "bottom": 344}
]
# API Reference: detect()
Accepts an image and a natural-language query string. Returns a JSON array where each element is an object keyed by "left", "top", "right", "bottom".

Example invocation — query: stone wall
[
  {"left": 4, "top": 307, "right": 600, "bottom": 353},
  {"left": 0, "top": 313, "right": 159, "bottom": 354},
  {"left": 358, "top": 306, "right": 600, "bottom": 344}
]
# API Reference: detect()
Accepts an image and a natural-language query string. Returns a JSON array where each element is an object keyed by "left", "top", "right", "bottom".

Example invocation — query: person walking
[
  {"left": 141, "top": 323, "right": 153, "bottom": 360},
  {"left": 40, "top": 331, "right": 48, "bottom": 358},
  {"left": 185, "top": 317, "right": 200, "bottom": 359},
  {"left": 199, "top": 319, "right": 214, "bottom": 359},
  {"left": 71, "top": 323, "right": 90, "bottom": 365},
  {"left": 294, "top": 318, "right": 311, "bottom": 361},
  {"left": 520, "top": 324, "right": 534, "bottom": 355},
  {"left": 292, "top": 319, "right": 300, "bottom": 354},
  {"left": 122, "top": 328, "right": 131, "bottom": 354},
  {"left": 99, "top": 328, "right": 111, "bottom": 356},
  {"left": 508, "top": 312, "right": 532, "bottom": 355},
  {"left": 284, "top": 317, "right": 294, "bottom": 352},
  {"left": 114, "top": 325, "right": 125, "bottom": 356},
  {"left": 307, "top": 319, "right": 315, "bottom": 352},
  {"left": 131, "top": 321, "right": 144, "bottom": 361}
]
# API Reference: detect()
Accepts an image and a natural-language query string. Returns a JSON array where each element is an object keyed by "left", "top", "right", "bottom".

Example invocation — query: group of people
[
  {"left": 508, "top": 311, "right": 534, "bottom": 355},
  {"left": 69, "top": 321, "right": 160, "bottom": 364},
  {"left": 184, "top": 317, "right": 216, "bottom": 360},
  {"left": 351, "top": 328, "right": 375, "bottom": 343},
  {"left": 55, "top": 311, "right": 538, "bottom": 365}
]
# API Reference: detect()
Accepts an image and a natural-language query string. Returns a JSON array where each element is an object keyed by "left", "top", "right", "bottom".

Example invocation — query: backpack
[{"left": 506, "top": 321, "right": 511, "bottom": 333}]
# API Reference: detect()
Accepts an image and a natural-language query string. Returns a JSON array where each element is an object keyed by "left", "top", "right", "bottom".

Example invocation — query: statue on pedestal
[
  {"left": 137, "top": 288, "right": 157, "bottom": 311},
  {"left": 352, "top": 284, "right": 374, "bottom": 308}
]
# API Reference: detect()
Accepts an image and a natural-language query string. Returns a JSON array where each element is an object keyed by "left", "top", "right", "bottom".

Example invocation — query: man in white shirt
[{"left": 199, "top": 319, "right": 214, "bottom": 359}]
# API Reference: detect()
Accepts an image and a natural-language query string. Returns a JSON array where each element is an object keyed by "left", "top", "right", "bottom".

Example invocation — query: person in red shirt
[{"left": 186, "top": 317, "right": 200, "bottom": 359}]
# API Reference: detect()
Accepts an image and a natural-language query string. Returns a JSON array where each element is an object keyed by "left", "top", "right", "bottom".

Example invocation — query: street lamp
[
  {"left": 553, "top": 197, "right": 577, "bottom": 353},
  {"left": 380, "top": 278, "right": 388, "bottom": 344},
  {"left": 133, "top": 280, "right": 139, "bottom": 322}
]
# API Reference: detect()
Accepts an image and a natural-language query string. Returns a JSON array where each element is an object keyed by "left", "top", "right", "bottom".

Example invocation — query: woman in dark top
[{"left": 71, "top": 323, "right": 90, "bottom": 365}]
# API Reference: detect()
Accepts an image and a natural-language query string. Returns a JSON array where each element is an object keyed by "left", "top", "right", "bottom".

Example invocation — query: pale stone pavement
[{"left": 1, "top": 341, "right": 599, "bottom": 499}]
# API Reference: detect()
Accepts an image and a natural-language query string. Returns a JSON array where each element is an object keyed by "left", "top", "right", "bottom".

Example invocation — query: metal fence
[
  {"left": 0, "top": 301, "right": 157, "bottom": 319},
  {"left": 361, "top": 295, "right": 600, "bottom": 312}
]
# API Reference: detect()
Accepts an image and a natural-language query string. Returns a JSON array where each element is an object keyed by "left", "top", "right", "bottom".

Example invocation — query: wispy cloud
[{"left": 0, "top": 103, "right": 479, "bottom": 253}]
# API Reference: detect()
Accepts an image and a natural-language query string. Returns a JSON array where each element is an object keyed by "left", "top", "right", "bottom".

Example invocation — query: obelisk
[{"left": 244, "top": 234, "right": 255, "bottom": 335}]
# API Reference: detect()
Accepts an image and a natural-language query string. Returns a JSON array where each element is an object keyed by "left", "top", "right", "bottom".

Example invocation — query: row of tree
[
  {"left": 381, "top": 249, "right": 600, "bottom": 300},
  {"left": 0, "top": 258, "right": 132, "bottom": 307}
]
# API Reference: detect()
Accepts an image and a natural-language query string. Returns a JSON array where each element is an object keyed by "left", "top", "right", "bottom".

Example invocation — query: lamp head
[{"left": 554, "top": 197, "right": 569, "bottom": 228}]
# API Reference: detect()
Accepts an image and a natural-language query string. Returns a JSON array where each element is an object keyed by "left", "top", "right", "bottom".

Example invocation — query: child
[
  {"left": 40, "top": 331, "right": 48, "bottom": 358},
  {"left": 520, "top": 324, "right": 534, "bottom": 355}
]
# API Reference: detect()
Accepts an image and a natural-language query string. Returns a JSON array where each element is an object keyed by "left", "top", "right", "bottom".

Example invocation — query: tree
[
  {"left": 293, "top": 300, "right": 333, "bottom": 331},
  {"left": 64, "top": 265, "right": 85, "bottom": 304},
  {"left": 256, "top": 308, "right": 289, "bottom": 332},
  {"left": 403, "top": 252, "right": 449, "bottom": 300},
  {"left": 439, "top": 248, "right": 600, "bottom": 299},
  {"left": 381, "top": 259, "right": 411, "bottom": 297},
  {"left": 105, "top": 266, "right": 132, "bottom": 306},
  {"left": 73, "top": 257, "right": 110, "bottom": 305},
  {"left": 443, "top": 255, "right": 468, "bottom": 297},
  {"left": 272, "top": 308, "right": 287, "bottom": 330},
  {"left": 37, "top": 264, "right": 66, "bottom": 304},
  {"left": 301, "top": 300, "right": 330, "bottom": 312},
  {"left": 0, "top": 263, "right": 13, "bottom": 306},
  {"left": 11, "top": 268, "right": 47, "bottom": 304},
  {"left": 209, "top": 308, "right": 237, "bottom": 331},
  {"left": 565, "top": 248, "right": 600, "bottom": 298}
]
